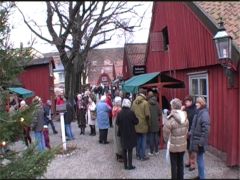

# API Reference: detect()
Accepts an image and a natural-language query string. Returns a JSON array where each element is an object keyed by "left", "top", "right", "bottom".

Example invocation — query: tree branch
[
  {"left": 16, "top": 5, "right": 53, "bottom": 44},
  {"left": 62, "top": 2, "right": 81, "bottom": 39}
]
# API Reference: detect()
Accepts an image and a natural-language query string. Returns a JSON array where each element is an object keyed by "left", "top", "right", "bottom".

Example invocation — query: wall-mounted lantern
[{"left": 213, "top": 18, "right": 238, "bottom": 87}]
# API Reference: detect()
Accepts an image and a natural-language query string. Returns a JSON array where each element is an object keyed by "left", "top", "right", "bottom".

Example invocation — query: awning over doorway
[
  {"left": 122, "top": 72, "right": 184, "bottom": 93},
  {"left": 8, "top": 87, "right": 34, "bottom": 98}
]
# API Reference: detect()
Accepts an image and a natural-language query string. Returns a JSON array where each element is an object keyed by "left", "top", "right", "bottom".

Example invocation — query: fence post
[{"left": 60, "top": 112, "right": 67, "bottom": 151}]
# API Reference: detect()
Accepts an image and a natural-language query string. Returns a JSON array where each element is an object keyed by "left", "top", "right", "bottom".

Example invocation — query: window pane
[
  {"left": 191, "top": 79, "right": 198, "bottom": 95},
  {"left": 192, "top": 96, "right": 197, "bottom": 103},
  {"left": 200, "top": 79, "right": 207, "bottom": 95}
]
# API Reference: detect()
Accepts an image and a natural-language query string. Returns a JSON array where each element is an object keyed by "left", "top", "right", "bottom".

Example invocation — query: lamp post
[
  {"left": 213, "top": 18, "right": 232, "bottom": 60},
  {"left": 213, "top": 18, "right": 237, "bottom": 87}
]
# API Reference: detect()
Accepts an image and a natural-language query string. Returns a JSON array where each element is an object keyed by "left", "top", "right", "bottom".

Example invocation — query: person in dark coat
[
  {"left": 76, "top": 94, "right": 88, "bottom": 135},
  {"left": 44, "top": 100, "right": 58, "bottom": 134},
  {"left": 31, "top": 96, "right": 46, "bottom": 152},
  {"left": 64, "top": 96, "right": 75, "bottom": 140},
  {"left": 116, "top": 98, "right": 139, "bottom": 170},
  {"left": 147, "top": 91, "right": 161, "bottom": 156},
  {"left": 182, "top": 95, "right": 197, "bottom": 171},
  {"left": 189, "top": 97, "right": 210, "bottom": 179}
]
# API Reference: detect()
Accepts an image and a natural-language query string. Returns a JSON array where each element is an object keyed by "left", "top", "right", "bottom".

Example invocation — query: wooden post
[
  {"left": 157, "top": 74, "right": 164, "bottom": 150},
  {"left": 60, "top": 112, "right": 67, "bottom": 151},
  {"left": 158, "top": 84, "right": 164, "bottom": 149}
]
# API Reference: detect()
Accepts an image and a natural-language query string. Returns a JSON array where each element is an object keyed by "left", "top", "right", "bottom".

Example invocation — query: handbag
[
  {"left": 90, "top": 110, "right": 96, "bottom": 120},
  {"left": 165, "top": 138, "right": 171, "bottom": 165}
]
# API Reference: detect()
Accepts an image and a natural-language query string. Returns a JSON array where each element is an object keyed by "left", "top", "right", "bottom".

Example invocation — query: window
[
  {"left": 92, "top": 61, "right": 97, "bottom": 66},
  {"left": 150, "top": 32, "right": 163, "bottom": 51},
  {"left": 189, "top": 73, "right": 209, "bottom": 107},
  {"left": 49, "top": 63, "right": 53, "bottom": 77},
  {"left": 58, "top": 72, "right": 65, "bottom": 83},
  {"left": 162, "top": 26, "right": 169, "bottom": 51}
]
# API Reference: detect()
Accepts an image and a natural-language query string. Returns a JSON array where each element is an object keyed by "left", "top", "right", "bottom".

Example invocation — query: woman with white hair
[
  {"left": 19, "top": 100, "right": 32, "bottom": 147},
  {"left": 116, "top": 98, "right": 139, "bottom": 170},
  {"left": 163, "top": 98, "right": 189, "bottom": 180},
  {"left": 86, "top": 94, "right": 97, "bottom": 136},
  {"left": 112, "top": 96, "right": 123, "bottom": 162},
  {"left": 96, "top": 95, "right": 112, "bottom": 144}
]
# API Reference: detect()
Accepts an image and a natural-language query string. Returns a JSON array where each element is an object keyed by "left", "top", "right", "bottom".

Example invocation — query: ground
[{"left": 12, "top": 118, "right": 239, "bottom": 179}]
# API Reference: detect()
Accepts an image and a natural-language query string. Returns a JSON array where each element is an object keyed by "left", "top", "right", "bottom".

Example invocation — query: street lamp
[
  {"left": 213, "top": 18, "right": 237, "bottom": 87},
  {"left": 213, "top": 18, "right": 232, "bottom": 60}
]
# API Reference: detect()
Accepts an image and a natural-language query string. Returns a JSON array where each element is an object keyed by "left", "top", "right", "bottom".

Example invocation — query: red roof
[
  {"left": 195, "top": 2, "right": 240, "bottom": 51},
  {"left": 124, "top": 43, "right": 147, "bottom": 66}
]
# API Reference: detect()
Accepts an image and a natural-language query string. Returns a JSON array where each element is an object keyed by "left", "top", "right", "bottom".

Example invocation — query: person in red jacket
[
  {"left": 105, "top": 92, "right": 113, "bottom": 128},
  {"left": 56, "top": 95, "right": 65, "bottom": 105}
]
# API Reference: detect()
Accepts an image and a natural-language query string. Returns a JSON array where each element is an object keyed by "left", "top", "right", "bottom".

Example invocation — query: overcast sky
[{"left": 9, "top": 2, "right": 153, "bottom": 54}]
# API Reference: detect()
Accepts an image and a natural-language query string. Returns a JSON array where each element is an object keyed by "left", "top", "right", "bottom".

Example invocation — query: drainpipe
[{"left": 239, "top": 65, "right": 240, "bottom": 165}]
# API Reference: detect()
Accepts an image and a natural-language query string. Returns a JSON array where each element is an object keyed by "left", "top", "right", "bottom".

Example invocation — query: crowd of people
[
  {"left": 7, "top": 85, "right": 210, "bottom": 179},
  {"left": 107, "top": 87, "right": 210, "bottom": 179},
  {"left": 6, "top": 94, "right": 59, "bottom": 152}
]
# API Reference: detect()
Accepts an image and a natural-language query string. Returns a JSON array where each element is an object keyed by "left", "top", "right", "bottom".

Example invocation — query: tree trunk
[
  {"left": 82, "top": 71, "right": 87, "bottom": 85},
  {"left": 64, "top": 63, "right": 75, "bottom": 101},
  {"left": 75, "top": 71, "right": 81, "bottom": 95}
]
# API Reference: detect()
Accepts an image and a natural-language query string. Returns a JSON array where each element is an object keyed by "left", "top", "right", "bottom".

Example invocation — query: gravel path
[{"left": 40, "top": 119, "right": 239, "bottom": 179}]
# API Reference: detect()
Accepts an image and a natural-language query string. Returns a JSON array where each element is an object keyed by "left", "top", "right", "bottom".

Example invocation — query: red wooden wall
[
  {"left": 146, "top": 2, "right": 239, "bottom": 166},
  {"left": 19, "top": 65, "right": 55, "bottom": 107},
  {"left": 146, "top": 2, "right": 218, "bottom": 72}
]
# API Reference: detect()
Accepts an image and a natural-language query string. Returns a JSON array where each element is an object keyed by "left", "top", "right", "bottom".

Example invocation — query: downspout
[{"left": 238, "top": 62, "right": 240, "bottom": 165}]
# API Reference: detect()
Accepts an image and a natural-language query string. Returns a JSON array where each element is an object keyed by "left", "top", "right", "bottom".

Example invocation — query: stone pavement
[
  {"left": 10, "top": 118, "right": 239, "bottom": 179},
  {"left": 40, "top": 118, "right": 239, "bottom": 179}
]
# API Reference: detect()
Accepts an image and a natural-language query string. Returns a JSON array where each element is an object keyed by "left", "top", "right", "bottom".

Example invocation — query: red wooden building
[
  {"left": 19, "top": 57, "right": 55, "bottom": 109},
  {"left": 122, "top": 43, "right": 147, "bottom": 80},
  {"left": 145, "top": 2, "right": 239, "bottom": 166}
]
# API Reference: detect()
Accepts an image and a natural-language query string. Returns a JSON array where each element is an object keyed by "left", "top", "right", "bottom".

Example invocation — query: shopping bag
[{"left": 165, "top": 139, "right": 170, "bottom": 165}]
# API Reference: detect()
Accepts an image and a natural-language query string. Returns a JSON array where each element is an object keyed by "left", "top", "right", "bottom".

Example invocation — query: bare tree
[{"left": 17, "top": 1, "right": 147, "bottom": 100}]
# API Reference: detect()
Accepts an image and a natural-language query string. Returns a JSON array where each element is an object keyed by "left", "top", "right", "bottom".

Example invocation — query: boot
[
  {"left": 123, "top": 149, "right": 128, "bottom": 170},
  {"left": 82, "top": 128, "right": 85, "bottom": 135},
  {"left": 92, "top": 125, "right": 96, "bottom": 136},
  {"left": 89, "top": 125, "right": 93, "bottom": 136},
  {"left": 80, "top": 127, "right": 83, "bottom": 135},
  {"left": 127, "top": 149, "right": 135, "bottom": 170}
]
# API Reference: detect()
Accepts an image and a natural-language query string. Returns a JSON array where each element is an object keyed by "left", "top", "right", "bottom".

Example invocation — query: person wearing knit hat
[
  {"left": 116, "top": 98, "right": 139, "bottom": 170},
  {"left": 96, "top": 94, "right": 112, "bottom": 144},
  {"left": 163, "top": 97, "right": 189, "bottom": 180},
  {"left": 112, "top": 96, "right": 123, "bottom": 162},
  {"left": 20, "top": 100, "right": 26, "bottom": 107},
  {"left": 122, "top": 98, "right": 131, "bottom": 108},
  {"left": 19, "top": 100, "right": 32, "bottom": 147},
  {"left": 147, "top": 90, "right": 161, "bottom": 156},
  {"left": 31, "top": 96, "right": 46, "bottom": 152},
  {"left": 189, "top": 96, "right": 210, "bottom": 179}
]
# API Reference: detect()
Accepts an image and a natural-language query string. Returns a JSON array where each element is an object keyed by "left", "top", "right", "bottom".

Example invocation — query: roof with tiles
[
  {"left": 124, "top": 43, "right": 147, "bottom": 66},
  {"left": 27, "top": 56, "right": 54, "bottom": 67},
  {"left": 194, "top": 1, "right": 240, "bottom": 50}
]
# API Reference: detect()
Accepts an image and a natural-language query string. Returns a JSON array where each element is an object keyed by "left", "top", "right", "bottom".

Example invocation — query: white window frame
[
  {"left": 49, "top": 63, "right": 53, "bottom": 77},
  {"left": 58, "top": 72, "right": 65, "bottom": 83},
  {"left": 188, "top": 72, "right": 209, "bottom": 107}
]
